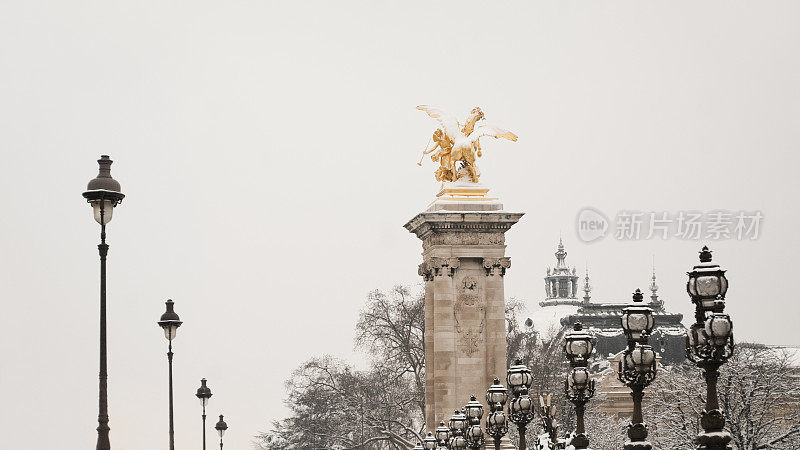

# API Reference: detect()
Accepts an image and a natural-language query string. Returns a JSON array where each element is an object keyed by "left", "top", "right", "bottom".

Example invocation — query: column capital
[
  {"left": 483, "top": 257, "right": 511, "bottom": 276},
  {"left": 419, "top": 257, "right": 460, "bottom": 280}
]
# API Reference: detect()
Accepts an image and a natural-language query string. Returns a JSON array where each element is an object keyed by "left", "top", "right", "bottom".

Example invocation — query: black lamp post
[
  {"left": 448, "top": 410, "right": 468, "bottom": 450},
  {"left": 507, "top": 359, "right": 534, "bottom": 450},
  {"left": 564, "top": 322, "right": 596, "bottom": 449},
  {"left": 214, "top": 414, "right": 228, "bottom": 450},
  {"left": 485, "top": 378, "right": 509, "bottom": 450},
  {"left": 686, "top": 246, "right": 734, "bottom": 450},
  {"left": 464, "top": 396, "right": 485, "bottom": 449},
  {"left": 618, "top": 289, "right": 657, "bottom": 450},
  {"left": 414, "top": 441, "right": 424, "bottom": 450},
  {"left": 196, "top": 378, "right": 213, "bottom": 450},
  {"left": 82, "top": 155, "right": 124, "bottom": 450},
  {"left": 158, "top": 300, "right": 183, "bottom": 450}
]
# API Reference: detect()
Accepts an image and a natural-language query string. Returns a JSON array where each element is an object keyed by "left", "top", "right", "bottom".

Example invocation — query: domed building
[{"left": 527, "top": 240, "right": 687, "bottom": 364}]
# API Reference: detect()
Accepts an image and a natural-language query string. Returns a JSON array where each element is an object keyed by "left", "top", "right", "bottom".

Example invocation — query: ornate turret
[
  {"left": 649, "top": 262, "right": 663, "bottom": 308},
  {"left": 583, "top": 266, "right": 592, "bottom": 303},
  {"left": 540, "top": 239, "right": 582, "bottom": 307}
]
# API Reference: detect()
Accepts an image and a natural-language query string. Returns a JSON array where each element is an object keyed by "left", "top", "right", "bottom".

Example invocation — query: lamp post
[
  {"left": 507, "top": 359, "right": 534, "bottom": 450},
  {"left": 196, "top": 378, "right": 213, "bottom": 450},
  {"left": 618, "top": 289, "right": 656, "bottom": 450},
  {"left": 486, "top": 378, "right": 509, "bottom": 450},
  {"left": 464, "top": 396, "right": 485, "bottom": 449},
  {"left": 82, "top": 155, "right": 124, "bottom": 450},
  {"left": 215, "top": 415, "right": 228, "bottom": 450},
  {"left": 686, "top": 246, "right": 734, "bottom": 450},
  {"left": 564, "top": 322, "right": 596, "bottom": 450},
  {"left": 448, "top": 410, "right": 468, "bottom": 450},
  {"left": 158, "top": 300, "right": 183, "bottom": 450}
]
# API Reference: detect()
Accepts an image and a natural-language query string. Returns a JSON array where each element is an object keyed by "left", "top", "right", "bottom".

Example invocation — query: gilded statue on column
[{"left": 417, "top": 105, "right": 518, "bottom": 183}]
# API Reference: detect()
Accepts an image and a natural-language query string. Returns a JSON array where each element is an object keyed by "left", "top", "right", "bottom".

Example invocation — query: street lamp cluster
[
  {"left": 83, "top": 156, "right": 229, "bottom": 449},
  {"left": 415, "top": 246, "right": 736, "bottom": 450}
]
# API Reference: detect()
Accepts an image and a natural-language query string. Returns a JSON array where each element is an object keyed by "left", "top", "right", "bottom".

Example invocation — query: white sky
[{"left": 1, "top": 1, "right": 798, "bottom": 449}]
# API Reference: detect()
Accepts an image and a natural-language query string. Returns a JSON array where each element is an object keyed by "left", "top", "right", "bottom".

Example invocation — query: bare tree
[
  {"left": 355, "top": 286, "right": 426, "bottom": 419},
  {"left": 254, "top": 356, "right": 421, "bottom": 449},
  {"left": 255, "top": 287, "right": 426, "bottom": 449},
  {"left": 646, "top": 344, "right": 800, "bottom": 450}
]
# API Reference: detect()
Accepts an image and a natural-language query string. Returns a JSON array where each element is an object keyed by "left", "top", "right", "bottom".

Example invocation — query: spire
[
  {"left": 650, "top": 257, "right": 660, "bottom": 304},
  {"left": 555, "top": 238, "right": 567, "bottom": 269},
  {"left": 583, "top": 264, "right": 592, "bottom": 303}
]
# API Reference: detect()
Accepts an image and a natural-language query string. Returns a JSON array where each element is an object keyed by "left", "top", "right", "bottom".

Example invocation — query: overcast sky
[{"left": 1, "top": 1, "right": 799, "bottom": 449}]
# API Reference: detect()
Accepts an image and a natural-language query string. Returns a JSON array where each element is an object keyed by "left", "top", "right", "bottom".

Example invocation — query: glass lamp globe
[
  {"left": 705, "top": 313, "right": 733, "bottom": 345},
  {"left": 486, "top": 378, "right": 508, "bottom": 407},
  {"left": 488, "top": 410, "right": 506, "bottom": 427},
  {"left": 464, "top": 396, "right": 484, "bottom": 421},
  {"left": 687, "top": 246, "right": 729, "bottom": 310},
  {"left": 467, "top": 423, "right": 483, "bottom": 440},
  {"left": 621, "top": 289, "right": 655, "bottom": 342},
  {"left": 435, "top": 421, "right": 450, "bottom": 443},
  {"left": 449, "top": 435, "right": 467, "bottom": 450},
  {"left": 506, "top": 359, "right": 532, "bottom": 394},
  {"left": 626, "top": 345, "right": 656, "bottom": 373},
  {"left": 510, "top": 394, "right": 533, "bottom": 415},
  {"left": 91, "top": 200, "right": 116, "bottom": 225},
  {"left": 423, "top": 432, "right": 437, "bottom": 450},
  {"left": 569, "top": 367, "right": 590, "bottom": 390},
  {"left": 449, "top": 410, "right": 468, "bottom": 433},
  {"left": 564, "top": 322, "right": 594, "bottom": 360}
]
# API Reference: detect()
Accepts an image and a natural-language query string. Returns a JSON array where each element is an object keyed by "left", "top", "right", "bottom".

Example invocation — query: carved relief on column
[
  {"left": 454, "top": 275, "right": 486, "bottom": 356},
  {"left": 418, "top": 257, "right": 461, "bottom": 281},
  {"left": 482, "top": 257, "right": 511, "bottom": 276}
]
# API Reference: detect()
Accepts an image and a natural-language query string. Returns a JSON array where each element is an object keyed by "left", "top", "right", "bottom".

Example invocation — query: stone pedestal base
[{"left": 427, "top": 180, "right": 502, "bottom": 212}]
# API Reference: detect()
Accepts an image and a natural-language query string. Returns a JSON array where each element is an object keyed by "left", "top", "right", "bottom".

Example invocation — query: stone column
[{"left": 405, "top": 185, "right": 523, "bottom": 444}]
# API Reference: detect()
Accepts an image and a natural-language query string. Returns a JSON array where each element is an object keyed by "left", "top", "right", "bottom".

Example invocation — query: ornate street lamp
[
  {"left": 214, "top": 414, "right": 228, "bottom": 450},
  {"left": 435, "top": 421, "right": 451, "bottom": 448},
  {"left": 464, "top": 396, "right": 485, "bottom": 449},
  {"left": 486, "top": 378, "right": 509, "bottom": 450},
  {"left": 196, "top": 378, "right": 213, "bottom": 450},
  {"left": 507, "top": 359, "right": 534, "bottom": 450},
  {"left": 448, "top": 410, "right": 468, "bottom": 450},
  {"left": 564, "top": 322, "right": 595, "bottom": 450},
  {"left": 686, "top": 246, "right": 734, "bottom": 450},
  {"left": 414, "top": 442, "right": 424, "bottom": 450},
  {"left": 82, "top": 155, "right": 124, "bottom": 450},
  {"left": 618, "top": 290, "right": 657, "bottom": 450},
  {"left": 158, "top": 299, "right": 183, "bottom": 450},
  {"left": 423, "top": 431, "right": 438, "bottom": 450}
]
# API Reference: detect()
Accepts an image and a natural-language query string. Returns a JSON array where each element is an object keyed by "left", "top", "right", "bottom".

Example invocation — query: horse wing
[
  {"left": 469, "top": 124, "right": 518, "bottom": 142},
  {"left": 417, "top": 105, "right": 460, "bottom": 141}
]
